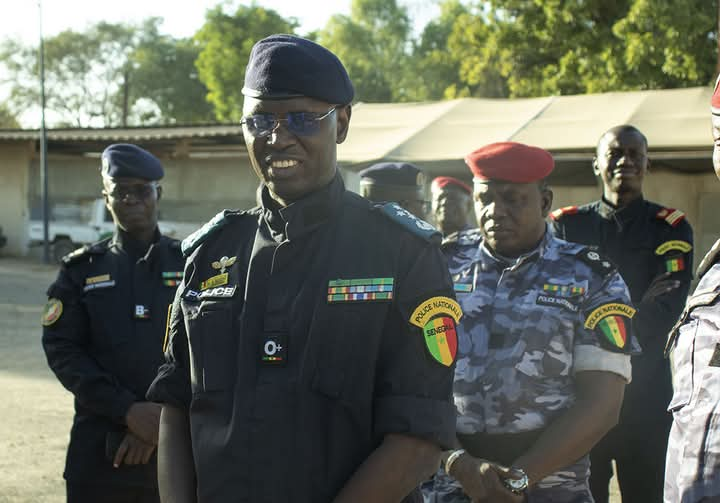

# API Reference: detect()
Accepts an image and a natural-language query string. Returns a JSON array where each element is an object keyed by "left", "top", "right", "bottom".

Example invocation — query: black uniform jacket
[
  {"left": 552, "top": 197, "right": 693, "bottom": 423},
  {"left": 42, "top": 230, "right": 185, "bottom": 487},
  {"left": 147, "top": 175, "right": 458, "bottom": 503}
]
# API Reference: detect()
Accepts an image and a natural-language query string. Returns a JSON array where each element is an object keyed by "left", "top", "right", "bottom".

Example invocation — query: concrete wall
[
  {"left": 0, "top": 142, "right": 32, "bottom": 256},
  {"left": 549, "top": 169, "right": 720, "bottom": 268}
]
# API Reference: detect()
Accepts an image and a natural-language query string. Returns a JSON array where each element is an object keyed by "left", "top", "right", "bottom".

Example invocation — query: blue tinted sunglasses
[{"left": 241, "top": 107, "right": 337, "bottom": 138}]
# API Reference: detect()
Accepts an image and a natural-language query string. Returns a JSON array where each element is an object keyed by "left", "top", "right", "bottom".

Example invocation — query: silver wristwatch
[{"left": 502, "top": 467, "right": 529, "bottom": 494}]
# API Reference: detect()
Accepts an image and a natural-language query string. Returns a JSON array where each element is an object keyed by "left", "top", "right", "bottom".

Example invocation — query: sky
[{"left": 1, "top": 0, "right": 438, "bottom": 43}]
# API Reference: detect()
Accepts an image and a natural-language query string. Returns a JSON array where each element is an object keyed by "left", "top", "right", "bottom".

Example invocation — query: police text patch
[
  {"left": 584, "top": 303, "right": 636, "bottom": 351},
  {"left": 655, "top": 240, "right": 692, "bottom": 255},
  {"left": 536, "top": 294, "right": 578, "bottom": 312},
  {"left": 410, "top": 296, "right": 463, "bottom": 367}
]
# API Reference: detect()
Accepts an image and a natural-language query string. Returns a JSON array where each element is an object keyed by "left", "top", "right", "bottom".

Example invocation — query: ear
[
  {"left": 540, "top": 187, "right": 554, "bottom": 218},
  {"left": 156, "top": 184, "right": 163, "bottom": 202},
  {"left": 336, "top": 105, "right": 352, "bottom": 144},
  {"left": 592, "top": 157, "right": 600, "bottom": 177}
]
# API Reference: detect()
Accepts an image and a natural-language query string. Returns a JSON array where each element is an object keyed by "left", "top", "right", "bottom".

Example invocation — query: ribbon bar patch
[
  {"left": 162, "top": 271, "right": 184, "bottom": 287},
  {"left": 542, "top": 283, "right": 585, "bottom": 297},
  {"left": 327, "top": 278, "right": 394, "bottom": 302}
]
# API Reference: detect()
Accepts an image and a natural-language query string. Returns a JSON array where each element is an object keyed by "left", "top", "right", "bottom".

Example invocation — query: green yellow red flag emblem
[
  {"left": 584, "top": 303, "right": 636, "bottom": 350},
  {"left": 41, "top": 298, "right": 63, "bottom": 326},
  {"left": 410, "top": 296, "right": 462, "bottom": 366}
]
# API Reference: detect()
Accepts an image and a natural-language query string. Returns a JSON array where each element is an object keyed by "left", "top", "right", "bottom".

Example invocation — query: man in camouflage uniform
[
  {"left": 424, "top": 142, "right": 634, "bottom": 503},
  {"left": 663, "top": 78, "right": 720, "bottom": 503}
]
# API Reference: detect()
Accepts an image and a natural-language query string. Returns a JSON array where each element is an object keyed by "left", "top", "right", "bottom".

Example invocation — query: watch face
[{"left": 505, "top": 473, "right": 529, "bottom": 492}]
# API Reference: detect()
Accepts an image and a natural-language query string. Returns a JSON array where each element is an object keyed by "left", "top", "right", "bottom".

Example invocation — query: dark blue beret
[
  {"left": 359, "top": 162, "right": 425, "bottom": 189},
  {"left": 242, "top": 34, "right": 354, "bottom": 105},
  {"left": 101, "top": 144, "right": 164, "bottom": 181}
]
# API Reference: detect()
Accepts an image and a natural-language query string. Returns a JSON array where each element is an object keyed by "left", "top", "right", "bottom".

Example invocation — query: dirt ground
[{"left": 0, "top": 257, "right": 622, "bottom": 503}]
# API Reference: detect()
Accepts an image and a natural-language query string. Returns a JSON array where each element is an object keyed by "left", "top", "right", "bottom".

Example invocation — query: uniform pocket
[
  {"left": 514, "top": 306, "right": 574, "bottom": 380},
  {"left": 185, "top": 305, "right": 235, "bottom": 393}
]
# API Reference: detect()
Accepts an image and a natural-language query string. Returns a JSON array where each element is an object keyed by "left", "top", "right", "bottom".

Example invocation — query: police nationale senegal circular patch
[{"left": 41, "top": 298, "right": 63, "bottom": 326}]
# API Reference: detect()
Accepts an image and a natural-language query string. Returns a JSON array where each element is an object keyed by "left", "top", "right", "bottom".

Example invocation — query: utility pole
[{"left": 38, "top": 0, "right": 50, "bottom": 263}]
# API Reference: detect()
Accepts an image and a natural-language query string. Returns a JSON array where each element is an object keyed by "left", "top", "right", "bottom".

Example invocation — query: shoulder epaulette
[
  {"left": 697, "top": 238, "right": 720, "bottom": 279},
  {"left": 550, "top": 205, "right": 579, "bottom": 221},
  {"left": 181, "top": 208, "right": 257, "bottom": 257},
  {"left": 576, "top": 247, "right": 616, "bottom": 276},
  {"left": 656, "top": 207, "right": 685, "bottom": 227},
  {"left": 61, "top": 238, "right": 109, "bottom": 266},
  {"left": 441, "top": 228, "right": 482, "bottom": 249},
  {"left": 374, "top": 202, "right": 441, "bottom": 244}
]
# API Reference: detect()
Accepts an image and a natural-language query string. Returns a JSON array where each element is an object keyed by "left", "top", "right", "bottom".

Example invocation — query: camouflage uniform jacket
[
  {"left": 430, "top": 228, "right": 634, "bottom": 501},
  {"left": 664, "top": 239, "right": 720, "bottom": 503}
]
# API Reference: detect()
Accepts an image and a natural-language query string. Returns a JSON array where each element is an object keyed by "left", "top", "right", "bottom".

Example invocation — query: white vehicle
[{"left": 28, "top": 198, "right": 201, "bottom": 263}]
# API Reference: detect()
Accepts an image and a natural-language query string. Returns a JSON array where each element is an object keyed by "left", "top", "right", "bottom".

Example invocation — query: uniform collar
[
  {"left": 478, "top": 226, "right": 551, "bottom": 270},
  {"left": 112, "top": 227, "right": 161, "bottom": 261},
  {"left": 261, "top": 171, "right": 345, "bottom": 241},
  {"left": 597, "top": 195, "right": 645, "bottom": 223}
]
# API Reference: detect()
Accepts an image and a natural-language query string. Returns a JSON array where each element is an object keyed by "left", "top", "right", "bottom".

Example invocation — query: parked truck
[{"left": 28, "top": 198, "right": 201, "bottom": 263}]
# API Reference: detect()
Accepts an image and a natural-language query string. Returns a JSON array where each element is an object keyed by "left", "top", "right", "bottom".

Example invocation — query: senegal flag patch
[
  {"left": 665, "top": 255, "right": 685, "bottom": 273},
  {"left": 41, "top": 298, "right": 63, "bottom": 326},
  {"left": 410, "top": 296, "right": 463, "bottom": 366},
  {"left": 584, "top": 303, "right": 636, "bottom": 352}
]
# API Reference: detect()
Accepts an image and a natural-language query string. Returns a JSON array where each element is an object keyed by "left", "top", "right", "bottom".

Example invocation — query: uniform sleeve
[
  {"left": 633, "top": 220, "right": 694, "bottom": 348},
  {"left": 146, "top": 284, "right": 192, "bottom": 410},
  {"left": 41, "top": 267, "right": 136, "bottom": 423},
  {"left": 372, "top": 240, "right": 457, "bottom": 449},
  {"left": 573, "top": 269, "right": 633, "bottom": 382}
]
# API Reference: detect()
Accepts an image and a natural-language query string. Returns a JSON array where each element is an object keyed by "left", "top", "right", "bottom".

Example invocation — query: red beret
[
  {"left": 465, "top": 142, "right": 554, "bottom": 183},
  {"left": 712, "top": 75, "right": 720, "bottom": 113},
  {"left": 431, "top": 176, "right": 472, "bottom": 194}
]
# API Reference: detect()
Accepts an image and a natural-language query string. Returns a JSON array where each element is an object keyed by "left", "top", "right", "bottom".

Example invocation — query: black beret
[
  {"left": 101, "top": 144, "right": 164, "bottom": 181},
  {"left": 242, "top": 34, "right": 354, "bottom": 105},
  {"left": 359, "top": 162, "right": 425, "bottom": 189}
]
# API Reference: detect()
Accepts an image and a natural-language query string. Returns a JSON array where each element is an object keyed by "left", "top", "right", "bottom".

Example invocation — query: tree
[
  {"left": 194, "top": 5, "right": 298, "bottom": 122},
  {"left": 0, "top": 18, "right": 214, "bottom": 127},
  {"left": 408, "top": 0, "right": 473, "bottom": 100},
  {"left": 446, "top": 0, "right": 717, "bottom": 98},
  {"left": 0, "top": 103, "right": 19, "bottom": 128},
  {"left": 318, "top": 0, "right": 413, "bottom": 102}
]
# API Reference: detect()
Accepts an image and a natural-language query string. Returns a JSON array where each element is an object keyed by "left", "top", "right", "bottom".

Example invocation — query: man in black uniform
[
  {"left": 147, "top": 35, "right": 458, "bottom": 503},
  {"left": 41, "top": 144, "right": 185, "bottom": 503},
  {"left": 551, "top": 125, "right": 694, "bottom": 503},
  {"left": 359, "top": 161, "right": 428, "bottom": 219},
  {"left": 429, "top": 176, "right": 473, "bottom": 237}
]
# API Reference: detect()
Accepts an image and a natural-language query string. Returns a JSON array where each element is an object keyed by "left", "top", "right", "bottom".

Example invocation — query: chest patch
[
  {"left": 542, "top": 283, "right": 585, "bottom": 297},
  {"left": 536, "top": 294, "right": 579, "bottom": 312},
  {"left": 184, "top": 285, "right": 237, "bottom": 300},
  {"left": 201, "top": 273, "right": 228, "bottom": 291},
  {"left": 162, "top": 271, "right": 183, "bottom": 287},
  {"left": 327, "top": 278, "right": 394, "bottom": 302}
]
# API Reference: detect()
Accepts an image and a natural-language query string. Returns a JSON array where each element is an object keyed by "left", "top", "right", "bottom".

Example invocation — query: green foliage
[
  {"left": 194, "top": 4, "right": 298, "bottom": 122},
  {"left": 0, "top": 18, "right": 214, "bottom": 127},
  {"left": 0, "top": 103, "right": 19, "bottom": 128},
  {"left": 317, "top": 0, "right": 413, "bottom": 102}
]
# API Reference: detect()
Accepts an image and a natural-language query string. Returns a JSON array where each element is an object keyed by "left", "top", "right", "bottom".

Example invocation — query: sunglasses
[
  {"left": 105, "top": 183, "right": 158, "bottom": 201},
  {"left": 241, "top": 107, "right": 337, "bottom": 138}
]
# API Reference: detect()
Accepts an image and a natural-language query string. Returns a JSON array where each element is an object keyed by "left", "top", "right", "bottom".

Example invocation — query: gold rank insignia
[
  {"left": 201, "top": 273, "right": 229, "bottom": 291},
  {"left": 41, "top": 298, "right": 63, "bottom": 326},
  {"left": 211, "top": 256, "right": 236, "bottom": 274}
]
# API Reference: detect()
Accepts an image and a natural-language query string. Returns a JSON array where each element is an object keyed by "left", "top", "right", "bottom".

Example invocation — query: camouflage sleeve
[
  {"left": 146, "top": 283, "right": 192, "bottom": 410},
  {"left": 573, "top": 270, "right": 633, "bottom": 382}
]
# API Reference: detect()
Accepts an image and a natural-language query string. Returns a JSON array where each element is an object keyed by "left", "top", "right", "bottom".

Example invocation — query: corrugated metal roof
[{"left": 0, "top": 125, "right": 243, "bottom": 141}]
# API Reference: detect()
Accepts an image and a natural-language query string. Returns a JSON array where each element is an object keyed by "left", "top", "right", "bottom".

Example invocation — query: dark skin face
[
  {"left": 431, "top": 184, "right": 472, "bottom": 235},
  {"left": 242, "top": 96, "right": 351, "bottom": 207},
  {"left": 102, "top": 177, "right": 161, "bottom": 244},
  {"left": 593, "top": 129, "right": 650, "bottom": 207},
  {"left": 474, "top": 180, "right": 552, "bottom": 258},
  {"left": 360, "top": 185, "right": 427, "bottom": 220}
]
